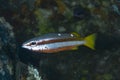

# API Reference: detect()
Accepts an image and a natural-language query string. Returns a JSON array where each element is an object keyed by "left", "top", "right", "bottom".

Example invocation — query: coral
[
  {"left": 34, "top": 8, "right": 55, "bottom": 36},
  {"left": 27, "top": 65, "right": 43, "bottom": 80}
]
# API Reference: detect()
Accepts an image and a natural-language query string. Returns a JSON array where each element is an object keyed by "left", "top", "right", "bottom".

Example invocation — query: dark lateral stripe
[{"left": 36, "top": 38, "right": 82, "bottom": 45}]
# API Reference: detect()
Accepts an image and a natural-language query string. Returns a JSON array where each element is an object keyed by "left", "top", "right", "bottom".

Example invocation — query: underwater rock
[
  {"left": 73, "top": 5, "right": 90, "bottom": 20},
  {"left": 27, "top": 65, "right": 42, "bottom": 80},
  {"left": 0, "top": 17, "right": 16, "bottom": 80}
]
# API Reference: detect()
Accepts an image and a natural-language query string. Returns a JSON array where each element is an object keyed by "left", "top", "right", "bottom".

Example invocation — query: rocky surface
[{"left": 0, "top": 17, "right": 16, "bottom": 80}]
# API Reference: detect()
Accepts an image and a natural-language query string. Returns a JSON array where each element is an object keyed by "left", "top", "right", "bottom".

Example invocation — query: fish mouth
[
  {"left": 22, "top": 45, "right": 31, "bottom": 49},
  {"left": 22, "top": 45, "right": 27, "bottom": 49}
]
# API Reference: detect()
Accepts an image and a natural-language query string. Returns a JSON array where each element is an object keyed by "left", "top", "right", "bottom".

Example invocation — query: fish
[{"left": 22, "top": 33, "right": 96, "bottom": 53}]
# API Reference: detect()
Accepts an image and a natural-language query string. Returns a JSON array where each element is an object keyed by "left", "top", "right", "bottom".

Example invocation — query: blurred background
[{"left": 0, "top": 0, "right": 120, "bottom": 80}]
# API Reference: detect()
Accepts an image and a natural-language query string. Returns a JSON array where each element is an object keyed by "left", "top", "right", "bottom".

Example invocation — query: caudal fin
[{"left": 84, "top": 33, "right": 96, "bottom": 50}]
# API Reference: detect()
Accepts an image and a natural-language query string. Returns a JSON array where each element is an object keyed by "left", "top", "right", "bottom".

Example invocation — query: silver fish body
[{"left": 22, "top": 33, "right": 96, "bottom": 53}]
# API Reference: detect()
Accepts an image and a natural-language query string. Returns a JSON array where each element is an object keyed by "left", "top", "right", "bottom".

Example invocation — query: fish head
[
  {"left": 22, "top": 40, "right": 37, "bottom": 50},
  {"left": 22, "top": 39, "right": 49, "bottom": 52}
]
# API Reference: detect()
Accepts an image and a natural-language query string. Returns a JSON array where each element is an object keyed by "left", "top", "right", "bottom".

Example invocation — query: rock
[{"left": 0, "top": 17, "right": 16, "bottom": 80}]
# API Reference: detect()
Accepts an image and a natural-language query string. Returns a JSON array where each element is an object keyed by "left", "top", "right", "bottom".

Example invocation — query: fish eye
[
  {"left": 30, "top": 41, "right": 36, "bottom": 45},
  {"left": 45, "top": 46, "right": 48, "bottom": 49}
]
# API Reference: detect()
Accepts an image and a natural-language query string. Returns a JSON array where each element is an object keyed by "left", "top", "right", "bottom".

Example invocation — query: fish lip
[
  {"left": 22, "top": 45, "right": 26, "bottom": 49},
  {"left": 22, "top": 44, "right": 33, "bottom": 51},
  {"left": 22, "top": 44, "right": 29, "bottom": 49}
]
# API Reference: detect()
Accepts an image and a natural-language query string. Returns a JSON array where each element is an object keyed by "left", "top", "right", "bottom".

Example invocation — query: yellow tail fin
[{"left": 84, "top": 33, "right": 96, "bottom": 50}]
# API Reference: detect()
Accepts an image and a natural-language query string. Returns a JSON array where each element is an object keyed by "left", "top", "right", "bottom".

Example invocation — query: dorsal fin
[{"left": 71, "top": 32, "right": 80, "bottom": 37}]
